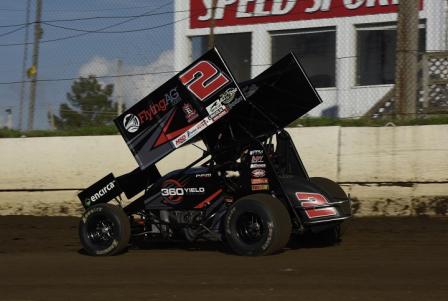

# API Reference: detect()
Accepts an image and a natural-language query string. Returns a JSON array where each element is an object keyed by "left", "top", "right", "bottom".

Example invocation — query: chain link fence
[
  {"left": 1, "top": 0, "right": 447, "bottom": 131},
  {"left": 0, "top": 0, "right": 177, "bottom": 130},
  {"left": 179, "top": 0, "right": 448, "bottom": 119}
]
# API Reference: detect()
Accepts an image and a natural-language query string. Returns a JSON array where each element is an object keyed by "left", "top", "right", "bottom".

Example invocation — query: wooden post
[
  {"left": 208, "top": 0, "right": 218, "bottom": 50},
  {"left": 27, "top": 0, "right": 43, "bottom": 130},
  {"left": 394, "top": 0, "right": 419, "bottom": 119}
]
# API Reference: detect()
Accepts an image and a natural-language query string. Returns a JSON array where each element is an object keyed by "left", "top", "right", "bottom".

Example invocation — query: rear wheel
[
  {"left": 79, "top": 203, "right": 131, "bottom": 256},
  {"left": 224, "top": 194, "right": 291, "bottom": 256}
]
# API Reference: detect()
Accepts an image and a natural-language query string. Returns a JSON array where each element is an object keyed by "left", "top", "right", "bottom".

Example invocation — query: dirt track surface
[{"left": 0, "top": 216, "right": 447, "bottom": 301}]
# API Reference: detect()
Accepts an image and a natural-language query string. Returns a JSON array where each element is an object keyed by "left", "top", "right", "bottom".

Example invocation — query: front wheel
[
  {"left": 79, "top": 203, "right": 131, "bottom": 256},
  {"left": 224, "top": 194, "right": 292, "bottom": 256}
]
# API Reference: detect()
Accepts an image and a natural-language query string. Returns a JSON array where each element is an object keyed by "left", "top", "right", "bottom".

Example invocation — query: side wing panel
[
  {"left": 114, "top": 48, "right": 245, "bottom": 170},
  {"left": 202, "top": 53, "right": 323, "bottom": 149}
]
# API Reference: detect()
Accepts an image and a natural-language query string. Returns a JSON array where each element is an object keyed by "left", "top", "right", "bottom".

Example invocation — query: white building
[{"left": 174, "top": 0, "right": 447, "bottom": 117}]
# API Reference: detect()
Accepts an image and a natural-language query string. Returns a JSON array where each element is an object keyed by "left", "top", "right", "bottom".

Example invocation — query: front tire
[
  {"left": 79, "top": 203, "right": 131, "bottom": 256},
  {"left": 224, "top": 194, "right": 292, "bottom": 256}
]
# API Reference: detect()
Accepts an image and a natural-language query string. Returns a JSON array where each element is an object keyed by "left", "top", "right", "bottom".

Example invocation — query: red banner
[{"left": 190, "top": 0, "right": 423, "bottom": 29}]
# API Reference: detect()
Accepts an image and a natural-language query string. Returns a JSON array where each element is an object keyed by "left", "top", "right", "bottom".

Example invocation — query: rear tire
[
  {"left": 79, "top": 203, "right": 131, "bottom": 256},
  {"left": 224, "top": 194, "right": 291, "bottom": 256}
]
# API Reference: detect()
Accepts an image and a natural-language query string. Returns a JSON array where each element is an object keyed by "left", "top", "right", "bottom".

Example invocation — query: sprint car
[{"left": 78, "top": 48, "right": 352, "bottom": 256}]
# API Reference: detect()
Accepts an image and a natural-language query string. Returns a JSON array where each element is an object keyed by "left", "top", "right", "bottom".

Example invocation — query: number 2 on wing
[
  {"left": 179, "top": 61, "right": 229, "bottom": 101},
  {"left": 295, "top": 192, "right": 337, "bottom": 219}
]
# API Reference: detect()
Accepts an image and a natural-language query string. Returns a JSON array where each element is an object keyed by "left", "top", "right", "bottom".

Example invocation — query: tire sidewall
[
  {"left": 79, "top": 204, "right": 128, "bottom": 256},
  {"left": 225, "top": 198, "right": 276, "bottom": 256}
]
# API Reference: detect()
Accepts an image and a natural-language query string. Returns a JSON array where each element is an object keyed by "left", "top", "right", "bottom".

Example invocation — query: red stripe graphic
[
  {"left": 154, "top": 111, "right": 195, "bottom": 147},
  {"left": 194, "top": 189, "right": 223, "bottom": 209}
]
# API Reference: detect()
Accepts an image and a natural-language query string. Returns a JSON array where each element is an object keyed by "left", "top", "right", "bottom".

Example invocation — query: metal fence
[{"left": 1, "top": 0, "right": 447, "bottom": 130}]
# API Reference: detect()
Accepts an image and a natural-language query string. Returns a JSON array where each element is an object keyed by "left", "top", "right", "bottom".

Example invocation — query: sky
[{"left": 0, "top": 0, "right": 175, "bottom": 129}]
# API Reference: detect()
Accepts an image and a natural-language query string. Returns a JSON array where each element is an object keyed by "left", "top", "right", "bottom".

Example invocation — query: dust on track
[{"left": 0, "top": 216, "right": 447, "bottom": 301}]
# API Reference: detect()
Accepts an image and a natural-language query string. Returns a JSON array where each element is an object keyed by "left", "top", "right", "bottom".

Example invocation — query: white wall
[
  {"left": 1, "top": 125, "right": 447, "bottom": 216},
  {"left": 2, "top": 126, "right": 447, "bottom": 190}
]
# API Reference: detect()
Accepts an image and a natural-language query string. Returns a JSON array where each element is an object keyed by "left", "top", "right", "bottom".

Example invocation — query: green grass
[
  {"left": 1, "top": 116, "right": 447, "bottom": 138},
  {"left": 289, "top": 115, "right": 448, "bottom": 127}
]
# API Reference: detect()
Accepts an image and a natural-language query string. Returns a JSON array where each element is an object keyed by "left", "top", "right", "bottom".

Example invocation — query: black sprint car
[{"left": 78, "top": 48, "right": 352, "bottom": 256}]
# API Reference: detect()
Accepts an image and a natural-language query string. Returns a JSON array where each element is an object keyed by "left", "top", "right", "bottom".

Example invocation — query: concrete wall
[{"left": 1, "top": 125, "right": 447, "bottom": 216}]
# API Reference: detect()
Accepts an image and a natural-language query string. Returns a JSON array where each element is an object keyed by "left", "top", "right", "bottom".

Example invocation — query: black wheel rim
[
  {"left": 236, "top": 212, "right": 265, "bottom": 244},
  {"left": 86, "top": 214, "right": 116, "bottom": 247}
]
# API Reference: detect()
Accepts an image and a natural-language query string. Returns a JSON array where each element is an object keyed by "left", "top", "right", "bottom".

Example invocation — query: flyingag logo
[
  {"left": 123, "top": 88, "right": 181, "bottom": 134},
  {"left": 123, "top": 99, "right": 167, "bottom": 133},
  {"left": 138, "top": 98, "right": 168, "bottom": 124},
  {"left": 123, "top": 114, "right": 140, "bottom": 133}
]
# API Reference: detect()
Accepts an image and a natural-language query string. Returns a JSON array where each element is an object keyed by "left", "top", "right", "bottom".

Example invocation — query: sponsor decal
[
  {"left": 251, "top": 169, "right": 266, "bottom": 178},
  {"left": 206, "top": 98, "right": 230, "bottom": 121},
  {"left": 219, "top": 87, "right": 237, "bottom": 105},
  {"left": 187, "top": 119, "right": 209, "bottom": 138},
  {"left": 251, "top": 178, "right": 269, "bottom": 184},
  {"left": 249, "top": 149, "right": 263, "bottom": 155},
  {"left": 251, "top": 155, "right": 264, "bottom": 163},
  {"left": 165, "top": 87, "right": 181, "bottom": 106},
  {"left": 173, "top": 133, "right": 188, "bottom": 148},
  {"left": 179, "top": 60, "right": 230, "bottom": 101},
  {"left": 182, "top": 102, "right": 199, "bottom": 123},
  {"left": 195, "top": 173, "right": 212, "bottom": 178},
  {"left": 206, "top": 99, "right": 223, "bottom": 115},
  {"left": 210, "top": 106, "right": 229, "bottom": 121},
  {"left": 96, "top": 239, "right": 119, "bottom": 255},
  {"left": 250, "top": 163, "right": 266, "bottom": 169},
  {"left": 161, "top": 187, "right": 205, "bottom": 196},
  {"left": 161, "top": 179, "right": 205, "bottom": 205},
  {"left": 252, "top": 184, "right": 270, "bottom": 191},
  {"left": 84, "top": 181, "right": 116, "bottom": 206},
  {"left": 173, "top": 118, "right": 211, "bottom": 148},
  {"left": 295, "top": 192, "right": 338, "bottom": 219},
  {"left": 81, "top": 206, "right": 102, "bottom": 223},
  {"left": 190, "top": 0, "right": 421, "bottom": 29},
  {"left": 138, "top": 98, "right": 167, "bottom": 124},
  {"left": 123, "top": 114, "right": 140, "bottom": 133}
]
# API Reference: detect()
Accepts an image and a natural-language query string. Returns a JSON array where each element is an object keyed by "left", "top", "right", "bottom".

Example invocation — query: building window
[
  {"left": 191, "top": 33, "right": 252, "bottom": 82},
  {"left": 271, "top": 28, "right": 336, "bottom": 88},
  {"left": 356, "top": 22, "right": 426, "bottom": 86}
]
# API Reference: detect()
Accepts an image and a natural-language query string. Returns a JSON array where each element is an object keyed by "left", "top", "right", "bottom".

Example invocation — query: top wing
[
  {"left": 114, "top": 48, "right": 246, "bottom": 170},
  {"left": 202, "top": 52, "right": 322, "bottom": 148},
  {"left": 231, "top": 52, "right": 322, "bottom": 137}
]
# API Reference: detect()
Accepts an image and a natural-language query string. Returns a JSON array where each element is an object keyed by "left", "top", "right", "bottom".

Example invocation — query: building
[{"left": 174, "top": 0, "right": 447, "bottom": 117}]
